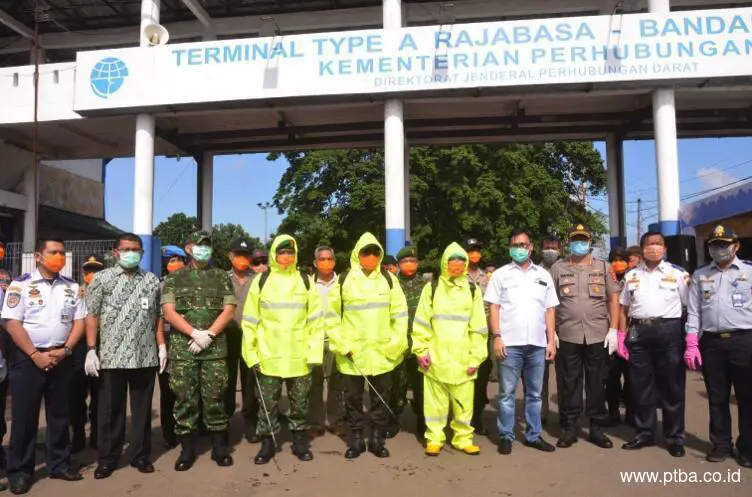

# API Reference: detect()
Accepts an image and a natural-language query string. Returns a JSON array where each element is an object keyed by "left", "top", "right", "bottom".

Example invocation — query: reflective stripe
[
  {"left": 413, "top": 317, "right": 431, "bottom": 330},
  {"left": 324, "top": 311, "right": 339, "bottom": 319},
  {"left": 307, "top": 311, "right": 324, "bottom": 323},
  {"left": 261, "top": 302, "right": 306, "bottom": 310},
  {"left": 343, "top": 302, "right": 389, "bottom": 311},
  {"left": 433, "top": 314, "right": 470, "bottom": 323},
  {"left": 471, "top": 327, "right": 489, "bottom": 335},
  {"left": 242, "top": 315, "right": 259, "bottom": 324},
  {"left": 391, "top": 311, "right": 408, "bottom": 319}
]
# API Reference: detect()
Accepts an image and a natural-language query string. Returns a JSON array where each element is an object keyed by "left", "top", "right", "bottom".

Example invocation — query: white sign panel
[{"left": 74, "top": 8, "right": 752, "bottom": 112}]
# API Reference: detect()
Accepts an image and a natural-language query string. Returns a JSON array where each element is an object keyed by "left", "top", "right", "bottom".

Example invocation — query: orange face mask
[
  {"left": 276, "top": 253, "right": 295, "bottom": 268},
  {"left": 317, "top": 260, "right": 335, "bottom": 274},
  {"left": 359, "top": 255, "right": 379, "bottom": 271},
  {"left": 447, "top": 260, "right": 466, "bottom": 278},
  {"left": 83, "top": 272, "right": 95, "bottom": 285},
  {"left": 612, "top": 261, "right": 628, "bottom": 274},
  {"left": 400, "top": 261, "right": 418, "bottom": 276},
  {"left": 166, "top": 261, "right": 185, "bottom": 273},
  {"left": 41, "top": 253, "right": 66, "bottom": 273},
  {"left": 232, "top": 255, "right": 251, "bottom": 271},
  {"left": 467, "top": 251, "right": 481, "bottom": 264},
  {"left": 0, "top": 247, "right": 5, "bottom": 259}
]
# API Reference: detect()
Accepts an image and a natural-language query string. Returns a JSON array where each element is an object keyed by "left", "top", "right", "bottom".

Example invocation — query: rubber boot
[
  {"left": 254, "top": 436, "right": 276, "bottom": 465},
  {"left": 291, "top": 431, "right": 314, "bottom": 462},
  {"left": 368, "top": 428, "right": 390, "bottom": 458},
  {"left": 174, "top": 434, "right": 197, "bottom": 471},
  {"left": 344, "top": 430, "right": 366, "bottom": 460},
  {"left": 210, "top": 431, "right": 234, "bottom": 467}
]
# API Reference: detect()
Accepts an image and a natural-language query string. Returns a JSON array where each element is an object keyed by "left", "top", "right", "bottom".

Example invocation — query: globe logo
[{"left": 90, "top": 57, "right": 129, "bottom": 99}]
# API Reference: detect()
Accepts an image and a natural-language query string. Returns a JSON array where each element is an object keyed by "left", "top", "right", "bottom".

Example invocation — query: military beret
[
  {"left": 187, "top": 230, "right": 212, "bottom": 245},
  {"left": 396, "top": 246, "right": 418, "bottom": 261}
]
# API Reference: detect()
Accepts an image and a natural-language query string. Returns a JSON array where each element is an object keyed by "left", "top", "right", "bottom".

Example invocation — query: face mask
[
  {"left": 611, "top": 261, "right": 628, "bottom": 275},
  {"left": 41, "top": 253, "right": 66, "bottom": 273},
  {"left": 399, "top": 261, "right": 418, "bottom": 277},
  {"left": 232, "top": 255, "right": 251, "bottom": 271},
  {"left": 192, "top": 245, "right": 212, "bottom": 263},
  {"left": 509, "top": 247, "right": 530, "bottom": 264},
  {"left": 643, "top": 245, "right": 665, "bottom": 262},
  {"left": 387, "top": 265, "right": 398, "bottom": 275},
  {"left": 83, "top": 272, "right": 95, "bottom": 285},
  {"left": 541, "top": 249, "right": 559, "bottom": 266},
  {"left": 569, "top": 241, "right": 591, "bottom": 257},
  {"left": 118, "top": 251, "right": 142, "bottom": 269},
  {"left": 317, "top": 260, "right": 335, "bottom": 275},
  {"left": 0, "top": 246, "right": 5, "bottom": 259},
  {"left": 467, "top": 251, "right": 481, "bottom": 264},
  {"left": 359, "top": 254, "right": 379, "bottom": 271},
  {"left": 709, "top": 244, "right": 735, "bottom": 265},
  {"left": 167, "top": 260, "right": 185, "bottom": 273},
  {"left": 276, "top": 253, "right": 295, "bottom": 268},
  {"left": 447, "top": 260, "right": 466, "bottom": 278}
]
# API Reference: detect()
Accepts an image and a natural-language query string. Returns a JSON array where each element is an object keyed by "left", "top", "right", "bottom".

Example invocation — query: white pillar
[
  {"left": 404, "top": 140, "right": 411, "bottom": 243},
  {"left": 22, "top": 164, "right": 38, "bottom": 252},
  {"left": 199, "top": 152, "right": 213, "bottom": 231},
  {"left": 606, "top": 134, "right": 626, "bottom": 248},
  {"left": 384, "top": 0, "right": 405, "bottom": 255},
  {"left": 649, "top": 0, "right": 680, "bottom": 236}
]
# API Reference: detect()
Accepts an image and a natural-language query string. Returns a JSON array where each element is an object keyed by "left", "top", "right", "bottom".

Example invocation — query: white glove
[
  {"left": 0, "top": 353, "right": 6, "bottom": 383},
  {"left": 605, "top": 328, "right": 618, "bottom": 356},
  {"left": 158, "top": 344, "right": 168, "bottom": 374},
  {"left": 84, "top": 349, "right": 100, "bottom": 377},
  {"left": 191, "top": 328, "right": 214, "bottom": 349},
  {"left": 188, "top": 340, "right": 203, "bottom": 355},
  {"left": 554, "top": 334, "right": 560, "bottom": 349}
]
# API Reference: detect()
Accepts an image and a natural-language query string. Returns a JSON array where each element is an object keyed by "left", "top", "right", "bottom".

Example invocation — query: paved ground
[{"left": 2, "top": 369, "right": 748, "bottom": 496}]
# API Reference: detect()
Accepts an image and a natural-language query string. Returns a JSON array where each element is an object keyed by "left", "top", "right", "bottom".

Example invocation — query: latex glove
[
  {"left": 158, "top": 344, "right": 168, "bottom": 374},
  {"left": 417, "top": 354, "right": 431, "bottom": 370},
  {"left": 604, "top": 328, "right": 618, "bottom": 356},
  {"left": 616, "top": 330, "right": 629, "bottom": 362},
  {"left": 684, "top": 333, "right": 702, "bottom": 370},
  {"left": 188, "top": 340, "right": 203, "bottom": 355},
  {"left": 0, "top": 353, "right": 6, "bottom": 383},
  {"left": 84, "top": 349, "right": 100, "bottom": 377},
  {"left": 191, "top": 329, "right": 213, "bottom": 349},
  {"left": 554, "top": 334, "right": 560, "bottom": 349}
]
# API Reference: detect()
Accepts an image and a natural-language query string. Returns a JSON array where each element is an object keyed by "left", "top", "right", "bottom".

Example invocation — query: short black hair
[
  {"left": 509, "top": 228, "right": 533, "bottom": 243},
  {"left": 626, "top": 245, "right": 642, "bottom": 257},
  {"left": 542, "top": 235, "right": 560, "bottom": 246},
  {"left": 608, "top": 246, "right": 629, "bottom": 262},
  {"left": 116, "top": 232, "right": 143, "bottom": 249},
  {"left": 640, "top": 231, "right": 665, "bottom": 248},
  {"left": 36, "top": 238, "right": 65, "bottom": 253}
]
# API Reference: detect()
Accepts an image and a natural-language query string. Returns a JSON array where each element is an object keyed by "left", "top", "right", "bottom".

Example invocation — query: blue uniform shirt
[{"left": 686, "top": 257, "right": 752, "bottom": 335}]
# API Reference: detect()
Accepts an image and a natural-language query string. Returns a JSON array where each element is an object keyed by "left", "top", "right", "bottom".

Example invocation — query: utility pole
[
  {"left": 636, "top": 198, "right": 642, "bottom": 243},
  {"left": 257, "top": 202, "right": 271, "bottom": 244}
]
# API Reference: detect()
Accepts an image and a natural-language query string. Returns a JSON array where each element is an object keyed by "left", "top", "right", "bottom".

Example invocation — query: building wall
[{"left": 39, "top": 163, "right": 104, "bottom": 218}]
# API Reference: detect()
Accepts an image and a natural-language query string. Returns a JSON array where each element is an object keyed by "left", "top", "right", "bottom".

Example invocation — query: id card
[
  {"left": 732, "top": 293, "right": 744, "bottom": 308},
  {"left": 141, "top": 297, "right": 150, "bottom": 310}
]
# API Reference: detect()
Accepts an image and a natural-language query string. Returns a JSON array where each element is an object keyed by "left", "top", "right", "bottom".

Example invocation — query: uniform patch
[
  {"left": 6, "top": 292, "right": 21, "bottom": 308},
  {"left": 7, "top": 285, "right": 22, "bottom": 293},
  {"left": 28, "top": 287, "right": 40, "bottom": 297}
]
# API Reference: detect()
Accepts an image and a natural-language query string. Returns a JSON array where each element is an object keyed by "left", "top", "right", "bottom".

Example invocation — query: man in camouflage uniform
[
  {"left": 161, "top": 231, "right": 237, "bottom": 472},
  {"left": 388, "top": 245, "right": 425, "bottom": 438}
]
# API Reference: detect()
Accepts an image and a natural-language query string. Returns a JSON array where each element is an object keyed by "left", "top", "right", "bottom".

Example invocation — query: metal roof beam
[
  {"left": 0, "top": 9, "right": 34, "bottom": 41},
  {"left": 180, "top": 0, "right": 213, "bottom": 28}
]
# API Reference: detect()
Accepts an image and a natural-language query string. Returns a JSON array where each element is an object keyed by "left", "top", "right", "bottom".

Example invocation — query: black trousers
[
  {"left": 406, "top": 356, "right": 424, "bottom": 428},
  {"left": 343, "top": 372, "right": 393, "bottom": 431},
  {"left": 473, "top": 357, "right": 492, "bottom": 425},
  {"left": 555, "top": 340, "right": 608, "bottom": 430},
  {"left": 225, "top": 326, "right": 258, "bottom": 436},
  {"left": 8, "top": 347, "right": 73, "bottom": 477},
  {"left": 627, "top": 319, "right": 686, "bottom": 445},
  {"left": 605, "top": 355, "right": 633, "bottom": 422},
  {"left": 69, "top": 366, "right": 99, "bottom": 445},
  {"left": 97, "top": 368, "right": 157, "bottom": 466},
  {"left": 700, "top": 330, "right": 752, "bottom": 455},
  {"left": 158, "top": 369, "right": 176, "bottom": 444}
]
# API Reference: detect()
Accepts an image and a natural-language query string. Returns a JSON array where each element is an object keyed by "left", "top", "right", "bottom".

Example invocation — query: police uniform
[
  {"left": 685, "top": 226, "right": 752, "bottom": 466},
  {"left": 619, "top": 259, "right": 689, "bottom": 451},
  {"left": 1, "top": 270, "right": 86, "bottom": 483}
]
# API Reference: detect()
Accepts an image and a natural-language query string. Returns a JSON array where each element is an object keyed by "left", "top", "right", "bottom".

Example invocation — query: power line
[{"left": 627, "top": 157, "right": 752, "bottom": 195}]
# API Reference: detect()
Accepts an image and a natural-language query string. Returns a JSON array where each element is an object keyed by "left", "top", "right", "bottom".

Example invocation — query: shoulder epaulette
[
  {"left": 669, "top": 263, "right": 688, "bottom": 273},
  {"left": 14, "top": 273, "right": 31, "bottom": 282},
  {"left": 60, "top": 275, "right": 76, "bottom": 283},
  {"left": 743, "top": 260, "right": 752, "bottom": 266}
]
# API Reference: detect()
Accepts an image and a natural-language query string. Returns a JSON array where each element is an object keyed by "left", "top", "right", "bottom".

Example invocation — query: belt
[
  {"left": 36, "top": 346, "right": 64, "bottom": 352},
  {"left": 703, "top": 330, "right": 750, "bottom": 339},
  {"left": 630, "top": 317, "right": 681, "bottom": 327}
]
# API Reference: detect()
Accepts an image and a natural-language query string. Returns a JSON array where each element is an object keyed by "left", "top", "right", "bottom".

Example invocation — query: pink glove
[
  {"left": 616, "top": 330, "right": 629, "bottom": 362},
  {"left": 417, "top": 354, "right": 431, "bottom": 370},
  {"left": 684, "top": 333, "right": 702, "bottom": 370}
]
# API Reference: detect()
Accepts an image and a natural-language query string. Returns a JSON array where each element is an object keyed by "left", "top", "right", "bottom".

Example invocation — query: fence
[{"left": 1, "top": 240, "right": 116, "bottom": 282}]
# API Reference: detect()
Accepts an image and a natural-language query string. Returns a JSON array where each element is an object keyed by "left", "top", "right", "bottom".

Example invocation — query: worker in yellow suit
[{"left": 412, "top": 242, "right": 488, "bottom": 456}]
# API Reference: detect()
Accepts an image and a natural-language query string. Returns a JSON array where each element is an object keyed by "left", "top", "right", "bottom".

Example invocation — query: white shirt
[
  {"left": 1, "top": 270, "right": 87, "bottom": 348},
  {"left": 619, "top": 261, "right": 689, "bottom": 319},
  {"left": 484, "top": 262, "right": 559, "bottom": 347},
  {"left": 316, "top": 272, "right": 338, "bottom": 339}
]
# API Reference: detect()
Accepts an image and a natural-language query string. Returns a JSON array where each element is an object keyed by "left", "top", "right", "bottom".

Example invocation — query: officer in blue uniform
[
  {"left": 1, "top": 238, "right": 87, "bottom": 494},
  {"left": 686, "top": 225, "right": 752, "bottom": 468}
]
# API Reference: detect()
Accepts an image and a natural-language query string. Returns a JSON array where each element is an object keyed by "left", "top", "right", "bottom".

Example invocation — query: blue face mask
[
  {"left": 569, "top": 241, "right": 591, "bottom": 256},
  {"left": 192, "top": 245, "right": 213, "bottom": 263},
  {"left": 509, "top": 247, "right": 530, "bottom": 264},
  {"left": 118, "top": 251, "right": 142, "bottom": 269}
]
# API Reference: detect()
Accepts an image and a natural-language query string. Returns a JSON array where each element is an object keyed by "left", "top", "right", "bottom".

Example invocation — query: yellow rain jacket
[
  {"left": 412, "top": 242, "right": 488, "bottom": 385},
  {"left": 328, "top": 232, "right": 408, "bottom": 377},
  {"left": 241, "top": 234, "right": 324, "bottom": 378}
]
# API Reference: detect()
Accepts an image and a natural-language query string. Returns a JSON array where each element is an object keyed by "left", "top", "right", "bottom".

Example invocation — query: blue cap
[
  {"left": 161, "top": 245, "right": 187, "bottom": 260},
  {"left": 708, "top": 225, "right": 737, "bottom": 244}
]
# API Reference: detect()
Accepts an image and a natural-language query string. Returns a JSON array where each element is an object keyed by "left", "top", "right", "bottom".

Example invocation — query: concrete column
[
  {"left": 404, "top": 140, "right": 411, "bottom": 243},
  {"left": 383, "top": 0, "right": 405, "bottom": 255},
  {"left": 22, "top": 163, "right": 38, "bottom": 252},
  {"left": 606, "top": 134, "right": 626, "bottom": 248},
  {"left": 198, "top": 152, "right": 213, "bottom": 231}
]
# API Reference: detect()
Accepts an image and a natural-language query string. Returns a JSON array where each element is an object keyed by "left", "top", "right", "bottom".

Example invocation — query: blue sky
[{"left": 105, "top": 138, "right": 752, "bottom": 246}]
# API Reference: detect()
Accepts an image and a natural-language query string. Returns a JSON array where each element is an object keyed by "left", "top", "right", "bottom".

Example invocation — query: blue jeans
[{"left": 497, "top": 345, "right": 546, "bottom": 443}]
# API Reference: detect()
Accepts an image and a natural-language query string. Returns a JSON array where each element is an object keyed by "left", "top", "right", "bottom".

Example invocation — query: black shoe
[
  {"left": 497, "top": 438, "right": 513, "bottom": 455},
  {"left": 622, "top": 438, "right": 656, "bottom": 450},
  {"left": 244, "top": 422, "right": 260, "bottom": 443},
  {"left": 254, "top": 436, "right": 276, "bottom": 465},
  {"left": 130, "top": 458, "right": 155, "bottom": 473},
  {"left": 368, "top": 429, "right": 390, "bottom": 458},
  {"left": 94, "top": 464, "right": 115, "bottom": 479},
  {"left": 706, "top": 446, "right": 733, "bottom": 463},
  {"left": 292, "top": 431, "right": 314, "bottom": 462},
  {"left": 210, "top": 431, "right": 234, "bottom": 467},
  {"left": 588, "top": 429, "right": 614, "bottom": 449},
  {"left": 524, "top": 437, "right": 555, "bottom": 452},
  {"left": 9, "top": 475, "right": 32, "bottom": 495},
  {"left": 384, "top": 424, "right": 400, "bottom": 439},
  {"left": 49, "top": 469, "right": 84, "bottom": 482},
  {"left": 245, "top": 433, "right": 260, "bottom": 444},
  {"left": 174, "top": 434, "right": 197, "bottom": 471},
  {"left": 737, "top": 452, "right": 752, "bottom": 469},
  {"left": 556, "top": 431, "right": 578, "bottom": 448},
  {"left": 471, "top": 419, "right": 488, "bottom": 436},
  {"left": 668, "top": 444, "right": 686, "bottom": 458},
  {"left": 345, "top": 430, "right": 366, "bottom": 460}
]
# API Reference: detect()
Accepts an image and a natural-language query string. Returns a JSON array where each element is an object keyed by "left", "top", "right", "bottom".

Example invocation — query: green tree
[
  {"left": 153, "top": 213, "right": 198, "bottom": 247},
  {"left": 210, "top": 223, "right": 262, "bottom": 270},
  {"left": 270, "top": 143, "right": 606, "bottom": 270}
]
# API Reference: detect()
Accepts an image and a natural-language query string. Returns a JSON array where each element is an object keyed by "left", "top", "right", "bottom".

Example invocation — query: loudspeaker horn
[{"left": 143, "top": 23, "right": 169, "bottom": 46}]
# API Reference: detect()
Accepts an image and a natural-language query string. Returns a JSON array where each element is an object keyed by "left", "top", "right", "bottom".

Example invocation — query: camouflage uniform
[
  {"left": 161, "top": 266, "right": 237, "bottom": 436},
  {"left": 257, "top": 374, "right": 313, "bottom": 436}
]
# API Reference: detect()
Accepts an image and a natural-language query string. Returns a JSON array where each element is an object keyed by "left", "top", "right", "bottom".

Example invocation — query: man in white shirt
[{"left": 484, "top": 229, "right": 558, "bottom": 455}]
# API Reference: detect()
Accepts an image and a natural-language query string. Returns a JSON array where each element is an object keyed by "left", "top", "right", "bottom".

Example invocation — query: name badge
[
  {"left": 141, "top": 297, "right": 150, "bottom": 310},
  {"left": 732, "top": 293, "right": 744, "bottom": 308}
]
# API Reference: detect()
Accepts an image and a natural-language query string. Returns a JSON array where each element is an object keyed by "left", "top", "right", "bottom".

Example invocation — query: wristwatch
[{"left": 64, "top": 346, "right": 73, "bottom": 357}]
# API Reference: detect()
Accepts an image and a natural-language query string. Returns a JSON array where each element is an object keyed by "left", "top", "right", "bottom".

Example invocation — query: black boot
[
  {"left": 368, "top": 428, "right": 390, "bottom": 458},
  {"left": 210, "top": 431, "right": 234, "bottom": 467},
  {"left": 292, "top": 431, "right": 313, "bottom": 462},
  {"left": 254, "top": 436, "right": 276, "bottom": 465},
  {"left": 344, "top": 430, "right": 366, "bottom": 460},
  {"left": 174, "top": 434, "right": 197, "bottom": 471}
]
